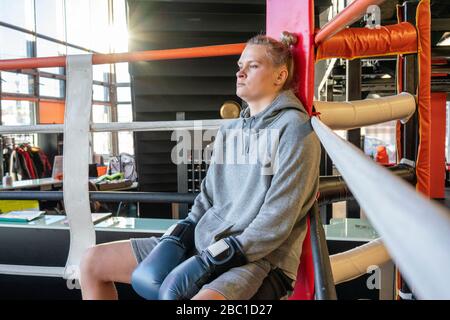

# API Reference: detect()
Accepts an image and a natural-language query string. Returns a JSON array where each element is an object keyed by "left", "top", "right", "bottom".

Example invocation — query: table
[
  {"left": 0, "top": 178, "right": 62, "bottom": 191},
  {"left": 0, "top": 178, "right": 138, "bottom": 192}
]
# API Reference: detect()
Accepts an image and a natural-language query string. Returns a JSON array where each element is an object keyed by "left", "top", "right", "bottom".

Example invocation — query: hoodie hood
[{"left": 239, "top": 90, "right": 307, "bottom": 153}]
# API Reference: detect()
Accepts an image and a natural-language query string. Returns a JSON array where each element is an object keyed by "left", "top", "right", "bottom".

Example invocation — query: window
[
  {"left": 119, "top": 131, "right": 134, "bottom": 155},
  {"left": 112, "top": 0, "right": 129, "bottom": 53},
  {"left": 1, "top": 100, "right": 35, "bottom": 125},
  {"left": 0, "top": 0, "right": 34, "bottom": 30},
  {"left": 117, "top": 104, "right": 132, "bottom": 122},
  {"left": 0, "top": 26, "right": 33, "bottom": 59},
  {"left": 0, "top": 0, "right": 132, "bottom": 157},
  {"left": 89, "top": 0, "right": 110, "bottom": 53},
  {"left": 117, "top": 103, "right": 134, "bottom": 155},
  {"left": 65, "top": 0, "right": 92, "bottom": 49},
  {"left": 117, "top": 86, "right": 131, "bottom": 103},
  {"left": 93, "top": 64, "right": 111, "bottom": 83},
  {"left": 35, "top": 0, "right": 65, "bottom": 41},
  {"left": 39, "top": 77, "right": 64, "bottom": 98},
  {"left": 93, "top": 132, "right": 112, "bottom": 156},
  {"left": 1, "top": 72, "right": 33, "bottom": 94},
  {"left": 92, "top": 104, "right": 112, "bottom": 155},
  {"left": 93, "top": 85, "right": 110, "bottom": 102},
  {"left": 116, "top": 63, "right": 130, "bottom": 83}
]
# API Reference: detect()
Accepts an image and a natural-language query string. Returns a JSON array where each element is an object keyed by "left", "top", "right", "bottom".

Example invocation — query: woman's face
[{"left": 236, "top": 44, "right": 287, "bottom": 103}]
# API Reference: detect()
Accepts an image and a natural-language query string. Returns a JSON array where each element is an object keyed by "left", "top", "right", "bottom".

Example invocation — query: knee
[
  {"left": 130, "top": 260, "right": 161, "bottom": 300},
  {"left": 192, "top": 289, "right": 227, "bottom": 300},
  {"left": 80, "top": 246, "right": 104, "bottom": 280}
]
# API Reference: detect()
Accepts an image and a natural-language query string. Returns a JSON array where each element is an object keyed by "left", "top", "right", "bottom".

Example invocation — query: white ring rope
[
  {"left": 0, "top": 120, "right": 229, "bottom": 134},
  {"left": 0, "top": 93, "right": 415, "bottom": 134},
  {"left": 312, "top": 116, "right": 450, "bottom": 299}
]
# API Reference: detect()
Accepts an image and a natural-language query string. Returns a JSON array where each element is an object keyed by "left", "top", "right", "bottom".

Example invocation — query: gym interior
[{"left": 0, "top": 0, "right": 449, "bottom": 300}]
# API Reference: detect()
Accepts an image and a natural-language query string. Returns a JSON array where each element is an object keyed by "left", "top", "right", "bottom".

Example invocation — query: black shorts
[{"left": 250, "top": 268, "right": 295, "bottom": 300}]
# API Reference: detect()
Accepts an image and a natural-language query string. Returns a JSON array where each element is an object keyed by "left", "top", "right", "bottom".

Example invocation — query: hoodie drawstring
[
  {"left": 246, "top": 117, "right": 255, "bottom": 154},
  {"left": 242, "top": 119, "right": 246, "bottom": 155}
]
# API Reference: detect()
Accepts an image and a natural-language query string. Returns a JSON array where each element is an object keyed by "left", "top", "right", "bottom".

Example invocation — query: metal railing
[{"left": 309, "top": 202, "right": 337, "bottom": 300}]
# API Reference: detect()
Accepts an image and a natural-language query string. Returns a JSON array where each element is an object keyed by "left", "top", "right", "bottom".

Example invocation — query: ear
[{"left": 274, "top": 68, "right": 288, "bottom": 86}]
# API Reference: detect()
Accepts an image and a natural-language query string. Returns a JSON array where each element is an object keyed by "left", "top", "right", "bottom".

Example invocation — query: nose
[{"left": 236, "top": 68, "right": 246, "bottom": 79}]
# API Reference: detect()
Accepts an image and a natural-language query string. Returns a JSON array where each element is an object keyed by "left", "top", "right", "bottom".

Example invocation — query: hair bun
[{"left": 280, "top": 31, "right": 297, "bottom": 47}]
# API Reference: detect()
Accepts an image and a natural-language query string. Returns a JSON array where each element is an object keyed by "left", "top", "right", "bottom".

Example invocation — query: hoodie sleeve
[{"left": 235, "top": 118, "right": 321, "bottom": 262}]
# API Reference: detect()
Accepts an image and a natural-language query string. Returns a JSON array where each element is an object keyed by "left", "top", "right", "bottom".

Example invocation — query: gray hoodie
[{"left": 187, "top": 90, "right": 321, "bottom": 280}]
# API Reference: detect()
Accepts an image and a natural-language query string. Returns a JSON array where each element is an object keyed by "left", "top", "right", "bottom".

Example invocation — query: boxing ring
[{"left": 0, "top": 0, "right": 449, "bottom": 299}]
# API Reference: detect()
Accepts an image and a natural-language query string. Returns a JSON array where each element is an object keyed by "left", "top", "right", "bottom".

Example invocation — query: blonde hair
[{"left": 246, "top": 34, "right": 296, "bottom": 91}]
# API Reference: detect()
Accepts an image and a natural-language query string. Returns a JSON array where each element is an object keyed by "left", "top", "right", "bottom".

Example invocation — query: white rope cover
[
  {"left": 63, "top": 55, "right": 95, "bottom": 281},
  {"left": 312, "top": 116, "right": 450, "bottom": 299},
  {"left": 313, "top": 92, "right": 416, "bottom": 130},
  {"left": 330, "top": 238, "right": 391, "bottom": 284}
]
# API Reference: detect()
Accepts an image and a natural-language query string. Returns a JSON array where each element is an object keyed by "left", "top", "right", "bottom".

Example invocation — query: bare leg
[
  {"left": 80, "top": 240, "right": 137, "bottom": 300},
  {"left": 192, "top": 289, "right": 227, "bottom": 300}
]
